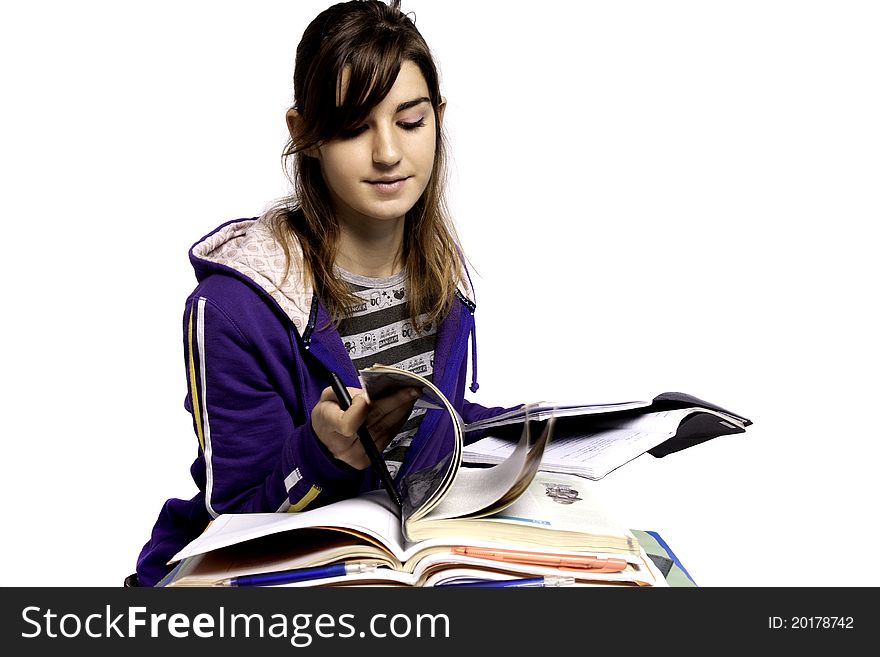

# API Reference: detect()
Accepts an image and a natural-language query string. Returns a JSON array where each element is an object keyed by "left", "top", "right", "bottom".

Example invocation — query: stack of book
[
  {"left": 161, "top": 471, "right": 663, "bottom": 587},
  {"left": 160, "top": 366, "right": 749, "bottom": 588}
]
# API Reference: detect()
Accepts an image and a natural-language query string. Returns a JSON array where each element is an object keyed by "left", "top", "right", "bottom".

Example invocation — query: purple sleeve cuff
[{"left": 461, "top": 399, "right": 525, "bottom": 443}]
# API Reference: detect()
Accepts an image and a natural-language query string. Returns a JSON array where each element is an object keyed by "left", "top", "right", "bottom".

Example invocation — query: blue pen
[
  {"left": 218, "top": 562, "right": 376, "bottom": 587},
  {"left": 436, "top": 576, "right": 575, "bottom": 588}
]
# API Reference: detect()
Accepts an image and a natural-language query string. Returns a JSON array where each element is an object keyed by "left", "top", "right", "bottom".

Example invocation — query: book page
[
  {"left": 163, "top": 530, "right": 398, "bottom": 587},
  {"left": 464, "top": 399, "right": 650, "bottom": 431},
  {"left": 396, "top": 410, "right": 460, "bottom": 523},
  {"left": 358, "top": 366, "right": 447, "bottom": 410},
  {"left": 360, "top": 365, "right": 465, "bottom": 523},
  {"left": 465, "top": 408, "right": 729, "bottom": 479},
  {"left": 417, "top": 418, "right": 552, "bottom": 523},
  {"left": 488, "top": 471, "right": 636, "bottom": 539},
  {"left": 169, "top": 491, "right": 408, "bottom": 563},
  {"left": 361, "top": 365, "right": 564, "bottom": 540},
  {"left": 406, "top": 471, "right": 640, "bottom": 556}
]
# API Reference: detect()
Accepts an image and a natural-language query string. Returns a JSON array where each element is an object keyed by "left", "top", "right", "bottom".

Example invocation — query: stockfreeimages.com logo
[{"left": 21, "top": 605, "right": 451, "bottom": 646}]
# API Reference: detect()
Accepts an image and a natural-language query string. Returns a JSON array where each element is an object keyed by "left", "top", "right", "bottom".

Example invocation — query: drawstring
[
  {"left": 469, "top": 315, "right": 479, "bottom": 393},
  {"left": 456, "top": 250, "right": 480, "bottom": 394}
]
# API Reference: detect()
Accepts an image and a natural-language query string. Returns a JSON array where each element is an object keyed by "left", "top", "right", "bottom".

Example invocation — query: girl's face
[{"left": 316, "top": 60, "right": 444, "bottom": 229}]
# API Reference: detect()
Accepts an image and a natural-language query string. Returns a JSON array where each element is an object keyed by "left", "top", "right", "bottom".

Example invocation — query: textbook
[
  {"left": 164, "top": 365, "right": 664, "bottom": 587},
  {"left": 163, "top": 471, "right": 658, "bottom": 587},
  {"left": 463, "top": 391, "right": 752, "bottom": 480},
  {"left": 164, "top": 368, "right": 746, "bottom": 587}
]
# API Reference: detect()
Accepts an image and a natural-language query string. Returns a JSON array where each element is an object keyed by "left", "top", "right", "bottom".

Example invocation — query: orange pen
[{"left": 451, "top": 547, "right": 628, "bottom": 573}]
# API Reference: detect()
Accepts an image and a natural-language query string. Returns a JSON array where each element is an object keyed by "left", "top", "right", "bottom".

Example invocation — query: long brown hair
[{"left": 267, "top": 0, "right": 462, "bottom": 332}]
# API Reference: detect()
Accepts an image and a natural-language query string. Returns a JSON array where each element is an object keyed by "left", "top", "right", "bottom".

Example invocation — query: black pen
[{"left": 327, "top": 371, "right": 403, "bottom": 508}]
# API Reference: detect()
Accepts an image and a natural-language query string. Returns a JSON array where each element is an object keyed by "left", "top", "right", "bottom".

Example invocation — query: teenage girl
[{"left": 134, "top": 0, "right": 511, "bottom": 586}]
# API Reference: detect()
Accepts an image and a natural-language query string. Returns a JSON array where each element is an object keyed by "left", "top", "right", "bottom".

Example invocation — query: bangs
[{"left": 325, "top": 34, "right": 410, "bottom": 138}]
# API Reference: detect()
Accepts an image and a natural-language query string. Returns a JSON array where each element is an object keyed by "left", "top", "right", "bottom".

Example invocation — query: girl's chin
[{"left": 358, "top": 201, "right": 417, "bottom": 223}]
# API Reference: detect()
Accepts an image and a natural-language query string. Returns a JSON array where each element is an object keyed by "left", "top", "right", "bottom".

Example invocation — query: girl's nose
[{"left": 372, "top": 124, "right": 401, "bottom": 166}]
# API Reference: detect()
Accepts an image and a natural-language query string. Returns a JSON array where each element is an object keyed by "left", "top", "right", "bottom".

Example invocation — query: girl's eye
[
  {"left": 339, "top": 117, "right": 425, "bottom": 139},
  {"left": 399, "top": 118, "right": 426, "bottom": 131}
]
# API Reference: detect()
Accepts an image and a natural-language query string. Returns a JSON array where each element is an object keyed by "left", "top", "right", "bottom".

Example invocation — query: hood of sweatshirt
[{"left": 188, "top": 215, "right": 477, "bottom": 339}]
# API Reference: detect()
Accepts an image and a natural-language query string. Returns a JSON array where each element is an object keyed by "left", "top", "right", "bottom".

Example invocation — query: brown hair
[{"left": 268, "top": 0, "right": 462, "bottom": 331}]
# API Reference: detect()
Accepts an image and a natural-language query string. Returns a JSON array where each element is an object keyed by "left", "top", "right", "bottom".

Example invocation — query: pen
[
  {"left": 437, "top": 576, "right": 575, "bottom": 588},
  {"left": 451, "top": 547, "right": 628, "bottom": 572},
  {"left": 328, "top": 371, "right": 403, "bottom": 508},
  {"left": 217, "top": 562, "right": 376, "bottom": 587}
]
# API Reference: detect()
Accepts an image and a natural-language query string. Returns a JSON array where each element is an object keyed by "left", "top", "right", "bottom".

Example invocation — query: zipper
[
  {"left": 302, "top": 293, "right": 319, "bottom": 349},
  {"left": 399, "top": 302, "right": 473, "bottom": 479},
  {"left": 455, "top": 289, "right": 475, "bottom": 313},
  {"left": 454, "top": 289, "right": 479, "bottom": 392}
]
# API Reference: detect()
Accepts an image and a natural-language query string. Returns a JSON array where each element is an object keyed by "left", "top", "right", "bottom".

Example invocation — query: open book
[
  {"left": 463, "top": 391, "right": 752, "bottom": 480},
  {"left": 163, "top": 365, "right": 667, "bottom": 587},
  {"left": 356, "top": 364, "right": 555, "bottom": 542},
  {"left": 163, "top": 471, "right": 659, "bottom": 587},
  {"left": 163, "top": 368, "right": 747, "bottom": 587}
]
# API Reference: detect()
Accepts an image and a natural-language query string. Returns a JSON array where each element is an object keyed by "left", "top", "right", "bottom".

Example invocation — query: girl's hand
[{"left": 311, "top": 385, "right": 420, "bottom": 469}]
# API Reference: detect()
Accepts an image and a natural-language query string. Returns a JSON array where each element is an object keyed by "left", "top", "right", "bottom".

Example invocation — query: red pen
[{"left": 452, "top": 547, "right": 628, "bottom": 573}]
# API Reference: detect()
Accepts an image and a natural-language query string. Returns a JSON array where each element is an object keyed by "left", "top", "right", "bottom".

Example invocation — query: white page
[
  {"left": 405, "top": 418, "right": 554, "bottom": 534},
  {"left": 171, "top": 491, "right": 405, "bottom": 563},
  {"left": 486, "top": 471, "right": 637, "bottom": 539},
  {"left": 416, "top": 421, "right": 534, "bottom": 521},
  {"left": 465, "top": 408, "right": 719, "bottom": 479}
]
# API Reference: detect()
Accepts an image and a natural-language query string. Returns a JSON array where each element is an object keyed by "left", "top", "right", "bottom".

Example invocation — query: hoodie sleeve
[
  {"left": 460, "top": 400, "right": 515, "bottom": 426},
  {"left": 183, "top": 293, "right": 362, "bottom": 519},
  {"left": 460, "top": 399, "right": 525, "bottom": 443}
]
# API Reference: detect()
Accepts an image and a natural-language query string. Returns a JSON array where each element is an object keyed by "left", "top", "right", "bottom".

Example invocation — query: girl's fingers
[
  {"left": 313, "top": 384, "right": 419, "bottom": 466},
  {"left": 336, "top": 392, "right": 370, "bottom": 436},
  {"left": 368, "top": 400, "right": 413, "bottom": 441},
  {"left": 366, "top": 388, "right": 420, "bottom": 447},
  {"left": 367, "top": 387, "right": 420, "bottom": 424},
  {"left": 316, "top": 385, "right": 370, "bottom": 435}
]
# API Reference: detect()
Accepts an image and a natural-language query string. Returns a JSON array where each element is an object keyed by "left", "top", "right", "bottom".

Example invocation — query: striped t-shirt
[{"left": 336, "top": 267, "right": 437, "bottom": 478}]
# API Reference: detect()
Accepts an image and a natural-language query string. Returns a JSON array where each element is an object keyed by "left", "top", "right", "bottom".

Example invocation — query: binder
[{"left": 631, "top": 529, "right": 697, "bottom": 587}]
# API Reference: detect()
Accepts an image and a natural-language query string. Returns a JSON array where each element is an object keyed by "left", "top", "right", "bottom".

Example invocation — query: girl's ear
[
  {"left": 286, "top": 108, "right": 319, "bottom": 158},
  {"left": 436, "top": 96, "right": 447, "bottom": 126}
]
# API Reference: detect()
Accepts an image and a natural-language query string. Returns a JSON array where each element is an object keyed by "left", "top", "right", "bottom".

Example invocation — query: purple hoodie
[{"left": 135, "top": 216, "right": 510, "bottom": 586}]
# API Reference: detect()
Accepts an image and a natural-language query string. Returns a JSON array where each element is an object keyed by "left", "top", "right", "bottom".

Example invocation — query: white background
[{"left": 2, "top": 1, "right": 877, "bottom": 587}]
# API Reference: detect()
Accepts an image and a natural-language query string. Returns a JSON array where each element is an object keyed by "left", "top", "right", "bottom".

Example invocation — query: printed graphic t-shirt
[{"left": 335, "top": 267, "right": 438, "bottom": 478}]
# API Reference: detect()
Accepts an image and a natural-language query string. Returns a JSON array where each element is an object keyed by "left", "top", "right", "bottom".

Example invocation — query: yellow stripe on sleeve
[
  {"left": 287, "top": 485, "right": 322, "bottom": 512},
  {"left": 188, "top": 301, "right": 205, "bottom": 451}
]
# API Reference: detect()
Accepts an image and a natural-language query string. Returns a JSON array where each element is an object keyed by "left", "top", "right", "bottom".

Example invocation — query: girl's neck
[{"left": 335, "top": 216, "right": 405, "bottom": 279}]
